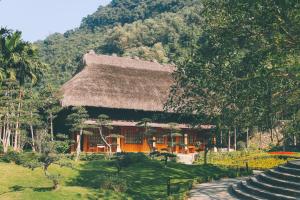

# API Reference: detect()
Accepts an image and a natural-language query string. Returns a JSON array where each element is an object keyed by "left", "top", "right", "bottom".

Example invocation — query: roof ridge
[{"left": 83, "top": 52, "right": 175, "bottom": 72}]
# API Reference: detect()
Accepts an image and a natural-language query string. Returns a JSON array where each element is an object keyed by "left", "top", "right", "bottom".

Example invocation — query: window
[
  {"left": 89, "top": 134, "right": 105, "bottom": 147},
  {"left": 179, "top": 136, "right": 184, "bottom": 144},
  {"left": 156, "top": 136, "right": 165, "bottom": 144},
  {"left": 188, "top": 134, "right": 194, "bottom": 145},
  {"left": 125, "top": 129, "right": 142, "bottom": 144}
]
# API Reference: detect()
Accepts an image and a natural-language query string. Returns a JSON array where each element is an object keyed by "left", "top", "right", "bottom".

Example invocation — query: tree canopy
[{"left": 167, "top": 0, "right": 300, "bottom": 144}]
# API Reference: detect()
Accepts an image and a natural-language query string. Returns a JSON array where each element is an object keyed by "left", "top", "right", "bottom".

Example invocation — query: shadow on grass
[
  {"left": 66, "top": 159, "right": 242, "bottom": 200},
  {"left": 0, "top": 185, "right": 26, "bottom": 196},
  {"left": 0, "top": 185, "right": 54, "bottom": 196},
  {"left": 33, "top": 187, "right": 54, "bottom": 192},
  {"left": 67, "top": 160, "right": 116, "bottom": 188}
]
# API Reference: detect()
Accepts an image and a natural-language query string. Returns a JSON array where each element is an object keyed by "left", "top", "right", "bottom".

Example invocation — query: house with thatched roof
[{"left": 58, "top": 51, "right": 213, "bottom": 153}]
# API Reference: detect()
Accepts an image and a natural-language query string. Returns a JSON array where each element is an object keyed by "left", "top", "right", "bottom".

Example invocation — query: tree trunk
[
  {"left": 171, "top": 135, "right": 174, "bottom": 154},
  {"left": 204, "top": 145, "right": 209, "bottom": 165},
  {"left": 75, "top": 129, "right": 82, "bottom": 162},
  {"left": 50, "top": 113, "right": 54, "bottom": 141},
  {"left": 270, "top": 128, "right": 274, "bottom": 143},
  {"left": 14, "top": 89, "right": 23, "bottom": 152},
  {"left": 246, "top": 128, "right": 249, "bottom": 149},
  {"left": 294, "top": 134, "right": 297, "bottom": 146},
  {"left": 98, "top": 127, "right": 112, "bottom": 157},
  {"left": 234, "top": 127, "right": 237, "bottom": 151},
  {"left": 14, "top": 122, "right": 19, "bottom": 151},
  {"left": 228, "top": 130, "right": 231, "bottom": 151},
  {"left": 3, "top": 126, "right": 11, "bottom": 153},
  {"left": 220, "top": 130, "right": 223, "bottom": 147},
  {"left": 0, "top": 125, "right": 2, "bottom": 143},
  {"left": 2, "top": 123, "right": 7, "bottom": 153},
  {"left": 30, "top": 123, "right": 35, "bottom": 152},
  {"left": 259, "top": 131, "right": 262, "bottom": 149}
]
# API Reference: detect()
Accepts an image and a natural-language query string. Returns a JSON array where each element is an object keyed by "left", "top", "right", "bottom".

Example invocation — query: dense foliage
[
  {"left": 35, "top": 0, "right": 203, "bottom": 85},
  {"left": 166, "top": 0, "right": 300, "bottom": 147},
  {"left": 81, "top": 0, "right": 193, "bottom": 30},
  {"left": 0, "top": 28, "right": 66, "bottom": 154}
]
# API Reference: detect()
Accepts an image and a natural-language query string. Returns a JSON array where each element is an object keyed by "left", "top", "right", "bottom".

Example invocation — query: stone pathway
[
  {"left": 176, "top": 153, "right": 197, "bottom": 165},
  {"left": 188, "top": 177, "right": 247, "bottom": 200}
]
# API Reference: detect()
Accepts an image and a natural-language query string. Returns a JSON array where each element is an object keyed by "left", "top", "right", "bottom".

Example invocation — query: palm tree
[{"left": 0, "top": 28, "right": 46, "bottom": 151}]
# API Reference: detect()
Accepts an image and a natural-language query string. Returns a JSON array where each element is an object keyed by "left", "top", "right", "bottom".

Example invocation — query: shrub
[
  {"left": 200, "top": 150, "right": 300, "bottom": 170},
  {"left": 0, "top": 144, "right": 3, "bottom": 154},
  {"left": 237, "top": 141, "right": 246, "bottom": 150},
  {"left": 1, "top": 151, "right": 21, "bottom": 164},
  {"left": 125, "top": 152, "right": 147, "bottom": 162},
  {"left": 101, "top": 175, "right": 128, "bottom": 192},
  {"left": 54, "top": 134, "right": 72, "bottom": 154},
  {"left": 113, "top": 152, "right": 148, "bottom": 173},
  {"left": 196, "top": 177, "right": 206, "bottom": 183},
  {"left": 62, "top": 153, "right": 75, "bottom": 160},
  {"left": 80, "top": 153, "right": 105, "bottom": 161},
  {"left": 54, "top": 141, "right": 70, "bottom": 154}
]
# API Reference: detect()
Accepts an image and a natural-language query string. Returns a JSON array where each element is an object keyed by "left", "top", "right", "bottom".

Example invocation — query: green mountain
[{"left": 35, "top": 0, "right": 202, "bottom": 86}]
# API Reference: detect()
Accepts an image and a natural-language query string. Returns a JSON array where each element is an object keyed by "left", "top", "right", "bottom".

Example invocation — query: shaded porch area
[{"left": 79, "top": 120, "right": 212, "bottom": 154}]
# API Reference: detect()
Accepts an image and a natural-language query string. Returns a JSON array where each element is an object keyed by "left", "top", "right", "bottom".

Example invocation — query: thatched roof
[{"left": 60, "top": 52, "right": 175, "bottom": 112}]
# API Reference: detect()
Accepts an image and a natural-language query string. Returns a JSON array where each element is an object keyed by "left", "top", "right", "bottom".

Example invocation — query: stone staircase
[{"left": 230, "top": 160, "right": 300, "bottom": 200}]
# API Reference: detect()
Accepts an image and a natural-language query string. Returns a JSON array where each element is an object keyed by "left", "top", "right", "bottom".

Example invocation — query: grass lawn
[{"left": 0, "top": 157, "right": 244, "bottom": 200}]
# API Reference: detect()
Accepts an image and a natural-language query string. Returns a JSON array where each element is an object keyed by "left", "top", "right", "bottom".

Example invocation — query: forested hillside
[{"left": 36, "top": 0, "right": 202, "bottom": 85}]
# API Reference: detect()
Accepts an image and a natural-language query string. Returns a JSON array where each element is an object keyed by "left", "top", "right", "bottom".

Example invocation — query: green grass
[{"left": 0, "top": 157, "right": 245, "bottom": 200}]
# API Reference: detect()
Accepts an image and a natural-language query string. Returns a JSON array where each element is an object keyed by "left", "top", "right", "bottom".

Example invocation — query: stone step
[
  {"left": 287, "top": 160, "right": 300, "bottom": 169},
  {"left": 277, "top": 165, "right": 300, "bottom": 176},
  {"left": 248, "top": 177, "right": 300, "bottom": 197},
  {"left": 239, "top": 181, "right": 297, "bottom": 200},
  {"left": 267, "top": 169, "right": 300, "bottom": 182},
  {"left": 230, "top": 184, "right": 267, "bottom": 200},
  {"left": 257, "top": 173, "right": 300, "bottom": 190}
]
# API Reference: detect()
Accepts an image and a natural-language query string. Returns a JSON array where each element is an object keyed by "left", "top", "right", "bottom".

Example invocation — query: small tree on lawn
[
  {"left": 67, "top": 106, "right": 90, "bottom": 161},
  {"left": 96, "top": 114, "right": 113, "bottom": 157},
  {"left": 166, "top": 123, "right": 182, "bottom": 154},
  {"left": 149, "top": 151, "right": 176, "bottom": 168},
  {"left": 137, "top": 118, "right": 157, "bottom": 152},
  {"left": 23, "top": 129, "right": 72, "bottom": 190}
]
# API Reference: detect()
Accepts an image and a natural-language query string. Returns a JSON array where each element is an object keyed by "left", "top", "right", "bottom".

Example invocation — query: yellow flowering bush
[{"left": 196, "top": 151, "right": 300, "bottom": 170}]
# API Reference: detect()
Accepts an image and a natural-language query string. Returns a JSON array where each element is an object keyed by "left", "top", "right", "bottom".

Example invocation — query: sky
[{"left": 0, "top": 0, "right": 111, "bottom": 42}]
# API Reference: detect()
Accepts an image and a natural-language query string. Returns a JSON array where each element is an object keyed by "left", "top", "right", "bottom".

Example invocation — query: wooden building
[{"left": 59, "top": 51, "right": 213, "bottom": 153}]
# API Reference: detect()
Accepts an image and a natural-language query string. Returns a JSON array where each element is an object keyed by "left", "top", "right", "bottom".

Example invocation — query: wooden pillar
[
  {"left": 175, "top": 137, "right": 179, "bottom": 153},
  {"left": 153, "top": 136, "right": 156, "bottom": 150},
  {"left": 184, "top": 134, "right": 188, "bottom": 152},
  {"left": 83, "top": 135, "right": 89, "bottom": 152},
  {"left": 117, "top": 137, "right": 121, "bottom": 152}
]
